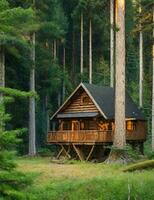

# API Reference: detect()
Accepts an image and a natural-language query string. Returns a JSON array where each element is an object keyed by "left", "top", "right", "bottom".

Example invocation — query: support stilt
[
  {"left": 72, "top": 144, "right": 85, "bottom": 161},
  {"left": 56, "top": 148, "right": 63, "bottom": 159},
  {"left": 86, "top": 145, "right": 95, "bottom": 161},
  {"left": 56, "top": 145, "right": 71, "bottom": 159}
]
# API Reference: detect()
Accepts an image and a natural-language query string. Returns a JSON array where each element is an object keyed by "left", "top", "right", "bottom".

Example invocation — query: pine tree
[
  {"left": 139, "top": 1, "right": 143, "bottom": 108},
  {"left": 89, "top": 18, "right": 92, "bottom": 84},
  {"left": 29, "top": 32, "right": 36, "bottom": 156},
  {"left": 110, "top": 0, "right": 114, "bottom": 87},
  {"left": 80, "top": 12, "right": 84, "bottom": 78},
  {"left": 0, "top": 0, "right": 37, "bottom": 89},
  {"left": 106, "top": 0, "right": 126, "bottom": 164},
  {"left": 29, "top": 0, "right": 36, "bottom": 156},
  {"left": 0, "top": 88, "right": 36, "bottom": 199},
  {"left": 114, "top": 0, "right": 126, "bottom": 149},
  {"left": 152, "top": 5, "right": 154, "bottom": 151}
]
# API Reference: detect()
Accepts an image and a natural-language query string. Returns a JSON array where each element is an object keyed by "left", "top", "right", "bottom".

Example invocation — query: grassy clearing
[{"left": 16, "top": 157, "right": 154, "bottom": 200}]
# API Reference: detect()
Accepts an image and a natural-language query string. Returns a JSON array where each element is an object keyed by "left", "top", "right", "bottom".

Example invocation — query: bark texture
[
  {"left": 0, "top": 46, "right": 5, "bottom": 102},
  {"left": 89, "top": 19, "right": 92, "bottom": 84},
  {"left": 80, "top": 13, "right": 83, "bottom": 77},
  {"left": 110, "top": 0, "right": 114, "bottom": 88},
  {"left": 139, "top": 4, "right": 143, "bottom": 108},
  {"left": 62, "top": 47, "right": 66, "bottom": 102},
  {"left": 114, "top": 0, "right": 126, "bottom": 148},
  {"left": 0, "top": 46, "right": 5, "bottom": 88},
  {"left": 54, "top": 39, "right": 57, "bottom": 60},
  {"left": 29, "top": 33, "right": 36, "bottom": 156}
]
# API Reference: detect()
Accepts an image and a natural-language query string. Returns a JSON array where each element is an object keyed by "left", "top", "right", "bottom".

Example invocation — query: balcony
[{"left": 47, "top": 129, "right": 146, "bottom": 144}]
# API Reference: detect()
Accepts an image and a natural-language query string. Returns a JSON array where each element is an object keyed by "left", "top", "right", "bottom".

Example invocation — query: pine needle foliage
[{"left": 0, "top": 88, "right": 35, "bottom": 200}]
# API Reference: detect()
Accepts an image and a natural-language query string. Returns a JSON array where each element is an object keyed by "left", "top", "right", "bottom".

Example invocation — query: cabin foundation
[{"left": 53, "top": 143, "right": 111, "bottom": 161}]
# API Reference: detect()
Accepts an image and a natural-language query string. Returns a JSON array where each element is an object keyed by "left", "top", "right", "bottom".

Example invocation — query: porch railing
[{"left": 47, "top": 129, "right": 146, "bottom": 143}]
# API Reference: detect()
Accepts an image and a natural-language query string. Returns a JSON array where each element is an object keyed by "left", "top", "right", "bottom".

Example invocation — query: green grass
[{"left": 16, "top": 157, "right": 154, "bottom": 200}]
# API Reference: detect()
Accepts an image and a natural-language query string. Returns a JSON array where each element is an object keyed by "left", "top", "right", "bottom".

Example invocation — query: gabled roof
[{"left": 51, "top": 83, "right": 146, "bottom": 120}]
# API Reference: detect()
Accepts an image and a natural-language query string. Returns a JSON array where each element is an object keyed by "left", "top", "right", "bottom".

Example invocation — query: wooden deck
[{"left": 47, "top": 130, "right": 146, "bottom": 144}]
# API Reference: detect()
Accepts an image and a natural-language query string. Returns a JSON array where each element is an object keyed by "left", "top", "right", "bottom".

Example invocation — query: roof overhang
[{"left": 56, "top": 112, "right": 99, "bottom": 119}]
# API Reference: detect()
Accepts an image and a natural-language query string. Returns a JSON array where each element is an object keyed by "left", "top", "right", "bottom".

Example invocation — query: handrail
[
  {"left": 47, "top": 130, "right": 113, "bottom": 143},
  {"left": 47, "top": 129, "right": 146, "bottom": 143}
]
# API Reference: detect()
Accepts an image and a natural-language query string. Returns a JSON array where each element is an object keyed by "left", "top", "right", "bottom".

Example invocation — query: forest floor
[{"left": 17, "top": 157, "right": 154, "bottom": 200}]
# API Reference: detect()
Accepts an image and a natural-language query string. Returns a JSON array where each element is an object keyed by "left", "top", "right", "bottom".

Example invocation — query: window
[
  {"left": 98, "top": 121, "right": 114, "bottom": 131},
  {"left": 126, "top": 121, "right": 136, "bottom": 131},
  {"left": 63, "top": 121, "right": 71, "bottom": 130},
  {"left": 80, "top": 120, "right": 96, "bottom": 130},
  {"left": 81, "top": 95, "right": 90, "bottom": 105},
  {"left": 80, "top": 122, "right": 85, "bottom": 130}
]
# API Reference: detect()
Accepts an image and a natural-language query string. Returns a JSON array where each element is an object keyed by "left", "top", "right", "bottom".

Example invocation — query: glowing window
[{"left": 126, "top": 121, "right": 136, "bottom": 131}]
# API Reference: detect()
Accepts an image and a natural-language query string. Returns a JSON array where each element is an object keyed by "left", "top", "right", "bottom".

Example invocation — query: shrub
[{"left": 37, "top": 148, "right": 52, "bottom": 157}]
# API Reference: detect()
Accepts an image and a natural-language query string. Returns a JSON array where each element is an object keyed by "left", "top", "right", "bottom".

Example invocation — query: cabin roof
[
  {"left": 51, "top": 83, "right": 146, "bottom": 120},
  {"left": 83, "top": 83, "right": 145, "bottom": 120}
]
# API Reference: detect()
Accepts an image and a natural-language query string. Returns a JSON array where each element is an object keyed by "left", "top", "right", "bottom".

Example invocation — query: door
[
  {"left": 72, "top": 121, "right": 79, "bottom": 131},
  {"left": 72, "top": 120, "right": 80, "bottom": 141}
]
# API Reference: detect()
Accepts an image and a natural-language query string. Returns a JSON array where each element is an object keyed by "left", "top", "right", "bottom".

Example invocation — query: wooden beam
[
  {"left": 61, "top": 145, "right": 71, "bottom": 159},
  {"left": 56, "top": 147, "right": 63, "bottom": 159},
  {"left": 86, "top": 145, "right": 95, "bottom": 161},
  {"left": 56, "top": 145, "right": 71, "bottom": 159},
  {"left": 72, "top": 144, "right": 85, "bottom": 161}
]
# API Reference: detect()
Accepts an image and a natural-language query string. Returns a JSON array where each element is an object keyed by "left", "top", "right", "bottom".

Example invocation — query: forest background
[{"left": 2, "top": 0, "right": 153, "bottom": 154}]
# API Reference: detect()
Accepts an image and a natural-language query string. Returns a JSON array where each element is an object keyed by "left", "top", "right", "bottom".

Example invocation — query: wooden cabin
[{"left": 47, "top": 83, "right": 147, "bottom": 161}]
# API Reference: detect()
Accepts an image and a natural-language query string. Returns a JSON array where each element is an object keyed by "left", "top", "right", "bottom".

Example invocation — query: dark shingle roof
[
  {"left": 83, "top": 83, "right": 146, "bottom": 120},
  {"left": 57, "top": 112, "right": 99, "bottom": 118}
]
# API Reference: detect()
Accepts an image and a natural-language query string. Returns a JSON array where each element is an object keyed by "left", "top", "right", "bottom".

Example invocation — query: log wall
[{"left": 62, "top": 91, "right": 98, "bottom": 113}]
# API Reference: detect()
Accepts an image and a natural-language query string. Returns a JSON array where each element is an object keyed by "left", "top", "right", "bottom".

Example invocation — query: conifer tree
[
  {"left": 114, "top": 0, "right": 126, "bottom": 149},
  {"left": 110, "top": 0, "right": 114, "bottom": 87},
  {"left": 152, "top": 5, "right": 154, "bottom": 150},
  {"left": 29, "top": 0, "right": 36, "bottom": 156},
  {"left": 0, "top": 88, "right": 36, "bottom": 199}
]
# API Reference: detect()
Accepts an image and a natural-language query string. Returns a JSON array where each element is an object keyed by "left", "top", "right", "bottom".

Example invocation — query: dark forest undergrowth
[{"left": 16, "top": 157, "right": 154, "bottom": 200}]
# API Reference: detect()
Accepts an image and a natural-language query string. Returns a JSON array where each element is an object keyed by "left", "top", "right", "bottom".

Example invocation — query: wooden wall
[{"left": 62, "top": 91, "right": 98, "bottom": 113}]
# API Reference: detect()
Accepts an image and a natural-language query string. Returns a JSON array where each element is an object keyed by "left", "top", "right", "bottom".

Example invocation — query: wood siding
[
  {"left": 62, "top": 91, "right": 98, "bottom": 113},
  {"left": 126, "top": 121, "right": 146, "bottom": 140}
]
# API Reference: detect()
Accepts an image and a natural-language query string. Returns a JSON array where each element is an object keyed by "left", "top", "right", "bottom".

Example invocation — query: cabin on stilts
[{"left": 47, "top": 83, "right": 147, "bottom": 161}]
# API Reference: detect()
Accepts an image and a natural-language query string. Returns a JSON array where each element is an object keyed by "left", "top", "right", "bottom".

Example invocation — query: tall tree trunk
[
  {"left": 139, "top": 3, "right": 143, "bottom": 108},
  {"left": 72, "top": 30, "right": 75, "bottom": 77},
  {"left": 80, "top": 13, "right": 83, "bottom": 78},
  {"left": 45, "top": 95, "right": 50, "bottom": 132},
  {"left": 54, "top": 39, "right": 57, "bottom": 60},
  {"left": 110, "top": 0, "right": 114, "bottom": 88},
  {"left": 62, "top": 46, "right": 66, "bottom": 102},
  {"left": 0, "top": 46, "right": 5, "bottom": 130},
  {"left": 29, "top": 33, "right": 36, "bottom": 156},
  {"left": 114, "top": 0, "right": 126, "bottom": 148},
  {"left": 152, "top": 6, "right": 154, "bottom": 151},
  {"left": 89, "top": 19, "right": 92, "bottom": 84},
  {"left": 53, "top": 39, "right": 61, "bottom": 106},
  {"left": 0, "top": 46, "right": 5, "bottom": 88},
  {"left": 51, "top": 42, "right": 54, "bottom": 59}
]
